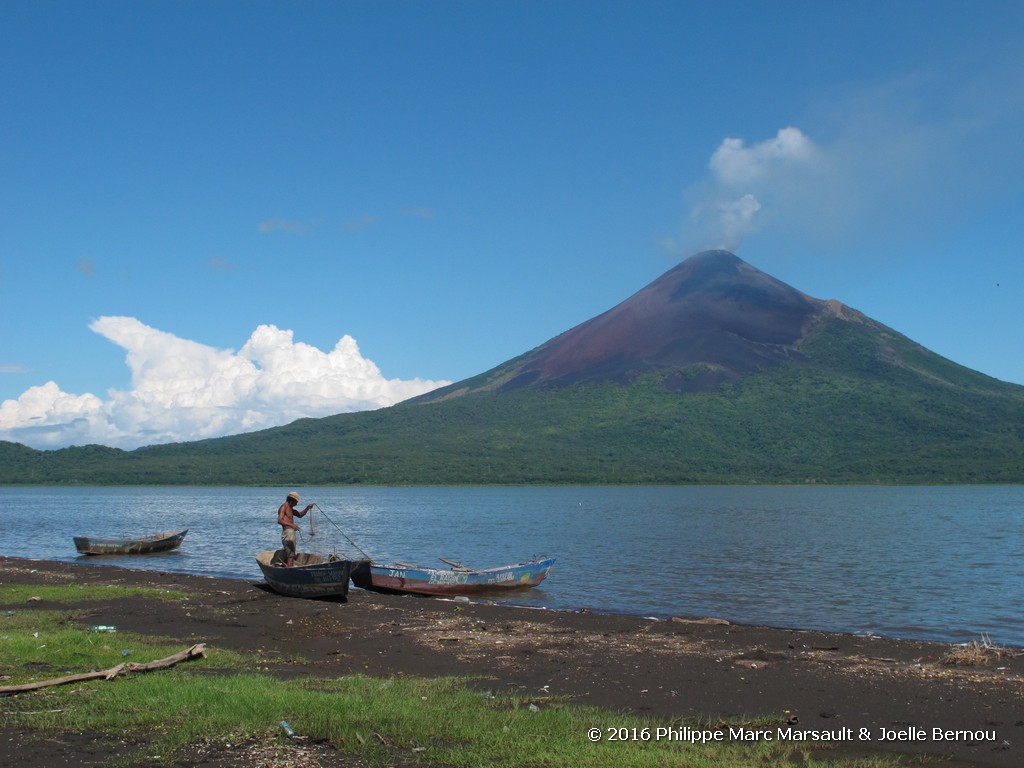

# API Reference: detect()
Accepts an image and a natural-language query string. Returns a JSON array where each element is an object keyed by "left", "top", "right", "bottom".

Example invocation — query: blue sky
[{"left": 2, "top": 1, "right": 1023, "bottom": 450}]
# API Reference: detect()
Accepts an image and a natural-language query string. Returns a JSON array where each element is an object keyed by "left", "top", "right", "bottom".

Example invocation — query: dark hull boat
[
  {"left": 350, "top": 557, "right": 555, "bottom": 597},
  {"left": 255, "top": 550, "right": 354, "bottom": 599},
  {"left": 73, "top": 529, "right": 188, "bottom": 556}
]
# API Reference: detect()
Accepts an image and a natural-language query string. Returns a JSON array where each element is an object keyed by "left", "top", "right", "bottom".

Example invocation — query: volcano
[{"left": 422, "top": 249, "right": 865, "bottom": 398}]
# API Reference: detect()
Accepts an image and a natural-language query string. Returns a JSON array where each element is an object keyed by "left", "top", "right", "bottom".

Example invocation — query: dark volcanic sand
[{"left": 1, "top": 556, "right": 1021, "bottom": 767}]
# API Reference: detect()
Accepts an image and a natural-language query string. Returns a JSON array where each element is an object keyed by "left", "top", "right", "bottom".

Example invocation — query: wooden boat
[
  {"left": 73, "top": 529, "right": 188, "bottom": 556},
  {"left": 350, "top": 557, "right": 555, "bottom": 596},
  {"left": 255, "top": 550, "right": 354, "bottom": 599}
]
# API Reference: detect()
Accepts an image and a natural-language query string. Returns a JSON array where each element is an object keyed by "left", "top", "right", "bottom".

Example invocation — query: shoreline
[
  {"left": 19, "top": 553, "right": 1021, "bottom": 652},
  {"left": 2, "top": 556, "right": 1023, "bottom": 767},
  {"left": 6, "top": 485, "right": 1022, "bottom": 652}
]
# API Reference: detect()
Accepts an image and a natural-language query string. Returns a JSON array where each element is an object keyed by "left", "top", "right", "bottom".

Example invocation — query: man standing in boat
[{"left": 278, "top": 491, "right": 313, "bottom": 567}]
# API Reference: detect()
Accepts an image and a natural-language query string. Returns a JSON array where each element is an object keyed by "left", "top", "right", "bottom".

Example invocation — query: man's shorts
[{"left": 281, "top": 528, "right": 297, "bottom": 558}]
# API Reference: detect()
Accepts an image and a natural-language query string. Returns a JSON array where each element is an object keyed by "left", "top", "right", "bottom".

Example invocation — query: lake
[{"left": 1, "top": 485, "right": 1021, "bottom": 648}]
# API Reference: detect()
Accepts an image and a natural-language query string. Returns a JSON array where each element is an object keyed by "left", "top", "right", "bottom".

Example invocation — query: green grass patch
[
  {"left": 4, "top": 671, "right": 908, "bottom": 768},
  {"left": 0, "top": 583, "right": 186, "bottom": 605},
  {"left": 0, "top": 610, "right": 247, "bottom": 686}
]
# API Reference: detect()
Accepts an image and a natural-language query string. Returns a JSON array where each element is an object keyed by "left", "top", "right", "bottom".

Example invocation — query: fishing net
[{"left": 293, "top": 504, "right": 371, "bottom": 561}]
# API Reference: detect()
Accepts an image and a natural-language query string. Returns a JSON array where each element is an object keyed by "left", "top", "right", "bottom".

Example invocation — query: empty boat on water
[{"left": 73, "top": 529, "right": 188, "bottom": 556}]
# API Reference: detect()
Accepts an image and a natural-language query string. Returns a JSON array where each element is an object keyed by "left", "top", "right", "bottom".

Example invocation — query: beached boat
[
  {"left": 350, "top": 557, "right": 555, "bottom": 596},
  {"left": 73, "top": 529, "right": 188, "bottom": 556},
  {"left": 255, "top": 550, "right": 355, "bottom": 599}
]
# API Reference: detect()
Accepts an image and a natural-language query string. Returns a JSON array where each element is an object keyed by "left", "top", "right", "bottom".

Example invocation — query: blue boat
[
  {"left": 350, "top": 557, "right": 555, "bottom": 596},
  {"left": 255, "top": 550, "right": 354, "bottom": 599}
]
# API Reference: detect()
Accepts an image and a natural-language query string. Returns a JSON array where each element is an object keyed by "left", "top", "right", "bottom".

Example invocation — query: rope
[{"left": 312, "top": 504, "right": 372, "bottom": 560}]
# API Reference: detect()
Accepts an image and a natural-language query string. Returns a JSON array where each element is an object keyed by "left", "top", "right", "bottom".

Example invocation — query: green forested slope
[{"left": 2, "top": 318, "right": 1023, "bottom": 485}]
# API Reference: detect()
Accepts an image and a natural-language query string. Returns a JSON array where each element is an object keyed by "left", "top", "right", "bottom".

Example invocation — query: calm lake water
[{"left": 1, "top": 485, "right": 1021, "bottom": 648}]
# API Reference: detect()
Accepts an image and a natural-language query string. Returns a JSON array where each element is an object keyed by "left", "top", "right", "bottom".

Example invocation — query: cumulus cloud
[{"left": 0, "top": 317, "right": 449, "bottom": 450}]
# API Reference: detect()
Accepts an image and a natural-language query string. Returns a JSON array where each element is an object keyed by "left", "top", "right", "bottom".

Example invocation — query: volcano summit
[{"left": 422, "top": 250, "right": 870, "bottom": 398}]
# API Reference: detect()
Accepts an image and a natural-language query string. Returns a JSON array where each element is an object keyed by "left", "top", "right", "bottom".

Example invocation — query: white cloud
[
  {"left": 682, "top": 127, "right": 825, "bottom": 252},
  {"left": 712, "top": 193, "right": 763, "bottom": 250},
  {"left": 708, "top": 127, "right": 818, "bottom": 187},
  {"left": 0, "top": 382, "right": 109, "bottom": 448},
  {"left": 679, "top": 51, "right": 1024, "bottom": 257},
  {"left": 0, "top": 317, "right": 449, "bottom": 450}
]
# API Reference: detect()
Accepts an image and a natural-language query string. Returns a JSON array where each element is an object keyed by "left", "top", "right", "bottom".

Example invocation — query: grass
[
  {"left": 7, "top": 672, "right": 910, "bottom": 768},
  {"left": 0, "top": 583, "right": 187, "bottom": 603},
  {"left": 0, "top": 585, "right": 923, "bottom": 768},
  {"left": 0, "top": 584, "right": 253, "bottom": 683}
]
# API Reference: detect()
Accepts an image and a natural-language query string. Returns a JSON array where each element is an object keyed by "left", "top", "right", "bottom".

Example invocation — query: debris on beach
[
  {"left": 279, "top": 720, "right": 297, "bottom": 739},
  {"left": 188, "top": 737, "right": 333, "bottom": 768},
  {"left": 672, "top": 616, "right": 731, "bottom": 625},
  {"left": 940, "top": 633, "right": 1022, "bottom": 666}
]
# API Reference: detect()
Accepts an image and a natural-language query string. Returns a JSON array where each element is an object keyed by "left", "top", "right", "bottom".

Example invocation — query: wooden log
[
  {"left": 125, "top": 643, "right": 207, "bottom": 672},
  {"left": 0, "top": 665, "right": 127, "bottom": 694},
  {"left": 0, "top": 644, "right": 207, "bottom": 695}
]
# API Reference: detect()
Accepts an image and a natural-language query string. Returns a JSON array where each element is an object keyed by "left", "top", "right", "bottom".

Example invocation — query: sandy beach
[{"left": 1, "top": 556, "right": 1021, "bottom": 767}]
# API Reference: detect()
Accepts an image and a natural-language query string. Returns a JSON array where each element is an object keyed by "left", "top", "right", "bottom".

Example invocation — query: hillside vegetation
[{"left": 3, "top": 318, "right": 1023, "bottom": 486}]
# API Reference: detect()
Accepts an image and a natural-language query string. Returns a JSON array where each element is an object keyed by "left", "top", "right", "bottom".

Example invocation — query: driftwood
[
  {"left": 120, "top": 644, "right": 207, "bottom": 672},
  {"left": 0, "top": 643, "right": 207, "bottom": 695}
]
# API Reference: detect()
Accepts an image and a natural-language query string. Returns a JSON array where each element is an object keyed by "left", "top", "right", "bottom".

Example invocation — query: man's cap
[{"left": 287, "top": 491, "right": 300, "bottom": 502}]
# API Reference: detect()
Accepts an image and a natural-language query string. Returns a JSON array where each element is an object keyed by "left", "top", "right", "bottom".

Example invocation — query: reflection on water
[{"left": 1, "top": 485, "right": 1021, "bottom": 647}]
